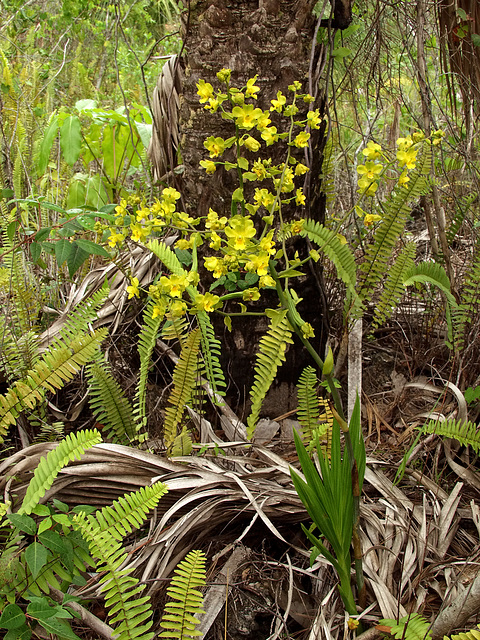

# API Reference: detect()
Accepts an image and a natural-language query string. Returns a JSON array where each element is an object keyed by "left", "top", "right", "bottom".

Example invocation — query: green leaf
[
  {"left": 472, "top": 33, "right": 480, "bottom": 47},
  {"left": 5, "top": 625, "right": 31, "bottom": 640},
  {"left": 75, "top": 99, "right": 97, "bottom": 111},
  {"left": 332, "top": 47, "right": 352, "bottom": 58},
  {"left": 25, "top": 542, "right": 49, "bottom": 579},
  {"left": 0, "top": 604, "right": 26, "bottom": 629},
  {"left": 67, "top": 241, "right": 89, "bottom": 277},
  {"left": 27, "top": 597, "right": 57, "bottom": 620},
  {"left": 31, "top": 504, "right": 51, "bottom": 517},
  {"left": 30, "top": 241, "right": 42, "bottom": 263},
  {"left": 37, "top": 616, "right": 81, "bottom": 640},
  {"left": 7, "top": 513, "right": 37, "bottom": 535},
  {"left": 55, "top": 238, "right": 72, "bottom": 267},
  {"left": 75, "top": 238, "right": 109, "bottom": 258},
  {"left": 52, "top": 499, "right": 69, "bottom": 513},
  {"left": 6, "top": 220, "right": 19, "bottom": 242},
  {"left": 232, "top": 187, "right": 244, "bottom": 202},
  {"left": 35, "top": 227, "right": 52, "bottom": 242},
  {"left": 60, "top": 116, "right": 82, "bottom": 166},
  {"left": 38, "top": 116, "right": 59, "bottom": 175},
  {"left": 237, "top": 156, "right": 248, "bottom": 170},
  {"left": 135, "top": 121, "right": 153, "bottom": 148}
]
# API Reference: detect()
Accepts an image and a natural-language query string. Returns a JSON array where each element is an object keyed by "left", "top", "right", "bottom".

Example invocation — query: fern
[
  {"left": 300, "top": 219, "right": 357, "bottom": 295},
  {"left": 403, "top": 261, "right": 457, "bottom": 307},
  {"left": 316, "top": 398, "right": 334, "bottom": 456},
  {"left": 19, "top": 428, "right": 103, "bottom": 515},
  {"left": 73, "top": 482, "right": 168, "bottom": 640},
  {"left": 452, "top": 245, "right": 480, "bottom": 351},
  {"left": 161, "top": 315, "right": 189, "bottom": 344},
  {"left": 87, "top": 362, "right": 139, "bottom": 444},
  {"left": 371, "top": 241, "right": 416, "bottom": 329},
  {"left": 297, "top": 366, "right": 320, "bottom": 442},
  {"left": 449, "top": 625, "right": 480, "bottom": 640},
  {"left": 422, "top": 417, "right": 480, "bottom": 453},
  {"left": 196, "top": 311, "right": 226, "bottom": 402},
  {"left": 247, "top": 309, "right": 294, "bottom": 439},
  {"left": 53, "top": 282, "right": 110, "bottom": 346},
  {"left": 159, "top": 549, "right": 206, "bottom": 640},
  {"left": 0, "top": 328, "right": 108, "bottom": 441},
  {"left": 163, "top": 328, "right": 201, "bottom": 451},
  {"left": 380, "top": 613, "right": 431, "bottom": 640},
  {"left": 359, "top": 146, "right": 432, "bottom": 302},
  {"left": 148, "top": 239, "right": 185, "bottom": 276},
  {"left": 134, "top": 299, "right": 167, "bottom": 429}
]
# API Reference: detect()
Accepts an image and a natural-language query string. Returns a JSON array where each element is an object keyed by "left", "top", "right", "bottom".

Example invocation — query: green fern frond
[
  {"left": 161, "top": 315, "right": 189, "bottom": 344},
  {"left": 0, "top": 328, "right": 40, "bottom": 383},
  {"left": 371, "top": 242, "right": 416, "bottom": 329},
  {"left": 147, "top": 239, "right": 185, "bottom": 276},
  {"left": 380, "top": 613, "right": 431, "bottom": 640},
  {"left": 196, "top": 311, "right": 226, "bottom": 402},
  {"left": 300, "top": 220, "right": 357, "bottom": 294},
  {"left": 449, "top": 625, "right": 480, "bottom": 640},
  {"left": 297, "top": 366, "right": 320, "bottom": 442},
  {"left": 164, "top": 329, "right": 201, "bottom": 451},
  {"left": 359, "top": 146, "right": 432, "bottom": 301},
  {"left": 453, "top": 245, "right": 480, "bottom": 351},
  {"left": 134, "top": 299, "right": 167, "bottom": 430},
  {"left": 159, "top": 549, "right": 206, "bottom": 640},
  {"left": 19, "top": 428, "right": 102, "bottom": 515},
  {"left": 73, "top": 483, "right": 168, "bottom": 640},
  {"left": 0, "top": 328, "right": 108, "bottom": 441},
  {"left": 403, "top": 261, "right": 457, "bottom": 307},
  {"left": 321, "top": 136, "right": 336, "bottom": 212},
  {"left": 86, "top": 362, "right": 138, "bottom": 444},
  {"left": 54, "top": 282, "right": 110, "bottom": 346},
  {"left": 247, "top": 309, "right": 294, "bottom": 439},
  {"left": 422, "top": 417, "right": 480, "bottom": 453}
]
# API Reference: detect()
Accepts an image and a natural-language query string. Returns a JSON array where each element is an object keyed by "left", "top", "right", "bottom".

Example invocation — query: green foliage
[
  {"left": 422, "top": 417, "right": 480, "bottom": 453},
  {"left": 73, "top": 483, "right": 168, "bottom": 640},
  {"left": 163, "top": 329, "right": 202, "bottom": 451},
  {"left": 296, "top": 366, "right": 321, "bottom": 442},
  {"left": 452, "top": 245, "right": 480, "bottom": 351},
  {"left": 449, "top": 625, "right": 480, "bottom": 640},
  {"left": 159, "top": 549, "right": 206, "bottom": 640},
  {"left": 290, "top": 397, "right": 365, "bottom": 615},
  {"left": 380, "top": 613, "right": 431, "bottom": 640},
  {"left": 196, "top": 311, "right": 226, "bottom": 402},
  {"left": 247, "top": 309, "right": 294, "bottom": 439}
]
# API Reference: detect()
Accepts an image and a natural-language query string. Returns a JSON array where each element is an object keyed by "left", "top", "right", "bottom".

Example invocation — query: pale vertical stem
[{"left": 347, "top": 317, "right": 362, "bottom": 423}]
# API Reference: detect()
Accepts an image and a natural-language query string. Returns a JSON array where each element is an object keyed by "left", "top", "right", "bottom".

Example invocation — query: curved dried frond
[
  {"left": 159, "top": 549, "right": 206, "bottom": 640},
  {"left": 19, "top": 429, "right": 103, "bottom": 515},
  {"left": 247, "top": 309, "right": 294, "bottom": 439}
]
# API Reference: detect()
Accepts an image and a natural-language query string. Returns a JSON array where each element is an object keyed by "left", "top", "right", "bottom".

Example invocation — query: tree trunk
[{"left": 172, "top": 0, "right": 345, "bottom": 416}]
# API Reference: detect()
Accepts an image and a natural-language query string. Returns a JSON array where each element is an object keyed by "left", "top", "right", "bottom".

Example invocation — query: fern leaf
[
  {"left": 380, "top": 614, "right": 431, "bottom": 640},
  {"left": 0, "top": 328, "right": 108, "bottom": 441},
  {"left": 161, "top": 315, "right": 189, "bottom": 344},
  {"left": 147, "top": 239, "right": 185, "bottom": 276},
  {"left": 297, "top": 366, "right": 320, "bottom": 442},
  {"left": 73, "top": 483, "right": 168, "bottom": 640},
  {"left": 86, "top": 362, "right": 138, "bottom": 444},
  {"left": 452, "top": 245, "right": 480, "bottom": 351},
  {"left": 301, "top": 220, "right": 357, "bottom": 294},
  {"left": 134, "top": 299, "right": 166, "bottom": 430},
  {"left": 19, "top": 429, "right": 102, "bottom": 515},
  {"left": 159, "top": 549, "right": 206, "bottom": 640},
  {"left": 54, "top": 282, "right": 110, "bottom": 346},
  {"left": 403, "top": 261, "right": 457, "bottom": 307},
  {"left": 359, "top": 146, "right": 432, "bottom": 300},
  {"left": 247, "top": 309, "right": 294, "bottom": 439},
  {"left": 422, "top": 417, "right": 480, "bottom": 453},
  {"left": 163, "top": 329, "right": 201, "bottom": 451},
  {"left": 196, "top": 311, "right": 226, "bottom": 402},
  {"left": 371, "top": 242, "right": 416, "bottom": 329},
  {"left": 449, "top": 625, "right": 480, "bottom": 640}
]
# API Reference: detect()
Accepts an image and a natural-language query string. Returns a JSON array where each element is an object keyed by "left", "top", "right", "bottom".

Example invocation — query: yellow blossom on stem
[
  {"left": 206, "top": 208, "right": 228, "bottom": 230},
  {"left": 295, "top": 188, "right": 306, "bottom": 206},
  {"left": 195, "top": 293, "right": 220, "bottom": 312},
  {"left": 200, "top": 159, "right": 217, "bottom": 174},
  {"left": 259, "top": 274, "right": 276, "bottom": 288},
  {"left": 209, "top": 231, "right": 222, "bottom": 250},
  {"left": 270, "top": 91, "right": 286, "bottom": 112},
  {"left": 364, "top": 213, "right": 382, "bottom": 226},
  {"left": 301, "top": 322, "right": 315, "bottom": 339},
  {"left": 398, "top": 170, "right": 410, "bottom": 186},
  {"left": 108, "top": 230, "right": 125, "bottom": 248},
  {"left": 245, "top": 251, "right": 270, "bottom": 276},
  {"left": 130, "top": 223, "right": 149, "bottom": 243},
  {"left": 152, "top": 301, "right": 166, "bottom": 319},
  {"left": 162, "top": 187, "right": 181, "bottom": 202},
  {"left": 169, "top": 300, "right": 187, "bottom": 318},
  {"left": 242, "top": 135, "right": 261, "bottom": 152},
  {"left": 127, "top": 277, "right": 140, "bottom": 299},
  {"left": 245, "top": 75, "right": 260, "bottom": 99},
  {"left": 224, "top": 216, "right": 257, "bottom": 251},
  {"left": 432, "top": 129, "right": 445, "bottom": 145},
  {"left": 260, "top": 126, "right": 278, "bottom": 146},
  {"left": 396, "top": 147, "right": 417, "bottom": 169},
  {"left": 362, "top": 140, "right": 382, "bottom": 160},
  {"left": 357, "top": 161, "right": 383, "bottom": 180},
  {"left": 254, "top": 188, "right": 276, "bottom": 210},
  {"left": 306, "top": 109, "right": 322, "bottom": 129},
  {"left": 232, "top": 104, "right": 263, "bottom": 129},
  {"left": 216, "top": 68, "right": 231, "bottom": 83},
  {"left": 396, "top": 135, "right": 414, "bottom": 151},
  {"left": 256, "top": 111, "right": 272, "bottom": 129},
  {"left": 197, "top": 79, "right": 214, "bottom": 104},
  {"left": 159, "top": 274, "right": 188, "bottom": 298},
  {"left": 242, "top": 288, "right": 261, "bottom": 301},
  {"left": 204, "top": 136, "right": 226, "bottom": 158},
  {"left": 293, "top": 131, "right": 310, "bottom": 148},
  {"left": 252, "top": 160, "right": 268, "bottom": 180},
  {"left": 295, "top": 162, "right": 309, "bottom": 176},
  {"left": 205, "top": 256, "right": 228, "bottom": 278},
  {"left": 288, "top": 80, "right": 302, "bottom": 91},
  {"left": 259, "top": 230, "right": 276, "bottom": 255}
]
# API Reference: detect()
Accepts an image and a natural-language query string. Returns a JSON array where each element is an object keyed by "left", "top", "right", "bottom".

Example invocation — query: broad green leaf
[
  {"left": 0, "top": 604, "right": 26, "bottom": 629},
  {"left": 60, "top": 116, "right": 82, "bottom": 166},
  {"left": 37, "top": 616, "right": 81, "bottom": 640},
  {"left": 54, "top": 238, "right": 72, "bottom": 267},
  {"left": 30, "top": 241, "right": 42, "bottom": 263},
  {"left": 75, "top": 238, "right": 109, "bottom": 258},
  {"left": 35, "top": 227, "right": 52, "bottom": 243},
  {"left": 66, "top": 241, "right": 89, "bottom": 277},
  {"left": 25, "top": 541, "right": 49, "bottom": 579},
  {"left": 66, "top": 179, "right": 87, "bottom": 209},
  {"left": 75, "top": 99, "right": 97, "bottom": 111},
  {"left": 27, "top": 597, "right": 57, "bottom": 620},
  {"left": 472, "top": 33, "right": 480, "bottom": 47},
  {"left": 7, "top": 513, "right": 37, "bottom": 535},
  {"left": 5, "top": 624, "right": 31, "bottom": 640},
  {"left": 332, "top": 47, "right": 352, "bottom": 58},
  {"left": 135, "top": 121, "right": 152, "bottom": 148},
  {"left": 37, "top": 115, "right": 59, "bottom": 175},
  {"left": 6, "top": 219, "right": 19, "bottom": 242}
]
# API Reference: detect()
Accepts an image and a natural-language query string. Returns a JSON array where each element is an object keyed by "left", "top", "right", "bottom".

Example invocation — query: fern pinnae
[
  {"left": 380, "top": 613, "right": 431, "bottom": 640},
  {"left": 297, "top": 366, "right": 320, "bottom": 442},
  {"left": 196, "top": 310, "right": 226, "bottom": 401},
  {"left": 371, "top": 241, "right": 416, "bottom": 330},
  {"left": 247, "top": 309, "right": 294, "bottom": 439},
  {"left": 19, "top": 428, "right": 103, "bottom": 515},
  {"left": 449, "top": 625, "right": 480, "bottom": 640},
  {"left": 148, "top": 239, "right": 185, "bottom": 276},
  {"left": 359, "top": 146, "right": 432, "bottom": 301},
  {"left": 422, "top": 417, "right": 480, "bottom": 453},
  {"left": 163, "top": 328, "right": 201, "bottom": 451},
  {"left": 159, "top": 549, "right": 206, "bottom": 640}
]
